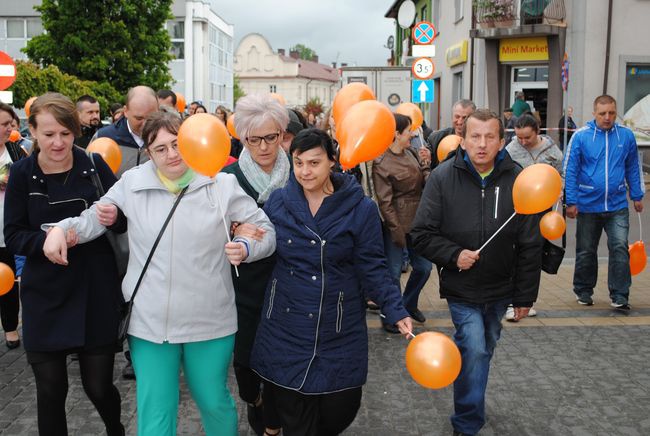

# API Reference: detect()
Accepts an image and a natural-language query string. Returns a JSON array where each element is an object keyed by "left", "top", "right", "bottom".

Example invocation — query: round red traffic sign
[
  {"left": 412, "top": 21, "right": 437, "bottom": 45},
  {"left": 411, "top": 57, "right": 435, "bottom": 80},
  {"left": 0, "top": 51, "right": 16, "bottom": 91}
]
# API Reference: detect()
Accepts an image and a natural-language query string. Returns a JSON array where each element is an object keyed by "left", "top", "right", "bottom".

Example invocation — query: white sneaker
[
  {"left": 528, "top": 308, "right": 537, "bottom": 317},
  {"left": 505, "top": 305, "right": 516, "bottom": 322}
]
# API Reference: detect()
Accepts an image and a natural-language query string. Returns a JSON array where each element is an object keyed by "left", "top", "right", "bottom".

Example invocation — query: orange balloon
[
  {"left": 227, "top": 113, "right": 239, "bottom": 139},
  {"left": 175, "top": 92, "right": 186, "bottom": 113},
  {"left": 540, "top": 211, "right": 566, "bottom": 240},
  {"left": 177, "top": 113, "right": 231, "bottom": 177},
  {"left": 0, "top": 263, "right": 15, "bottom": 296},
  {"left": 629, "top": 241, "right": 647, "bottom": 276},
  {"left": 395, "top": 102, "right": 423, "bottom": 131},
  {"left": 406, "top": 332, "right": 462, "bottom": 390},
  {"left": 437, "top": 134, "right": 462, "bottom": 162},
  {"left": 88, "top": 137, "right": 123, "bottom": 174},
  {"left": 512, "top": 164, "right": 562, "bottom": 215},
  {"left": 8, "top": 130, "right": 21, "bottom": 142},
  {"left": 337, "top": 100, "right": 396, "bottom": 170},
  {"left": 24, "top": 96, "right": 37, "bottom": 117},
  {"left": 332, "top": 83, "right": 376, "bottom": 127},
  {"left": 269, "top": 93, "right": 286, "bottom": 106}
]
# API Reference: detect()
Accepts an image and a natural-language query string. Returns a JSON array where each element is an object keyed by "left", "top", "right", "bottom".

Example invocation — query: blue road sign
[
  {"left": 412, "top": 80, "right": 435, "bottom": 103},
  {"left": 412, "top": 21, "right": 437, "bottom": 45}
]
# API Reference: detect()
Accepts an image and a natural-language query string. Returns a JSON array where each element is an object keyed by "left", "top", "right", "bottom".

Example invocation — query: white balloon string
[
  {"left": 477, "top": 211, "right": 517, "bottom": 253},
  {"left": 638, "top": 211, "right": 643, "bottom": 242}
]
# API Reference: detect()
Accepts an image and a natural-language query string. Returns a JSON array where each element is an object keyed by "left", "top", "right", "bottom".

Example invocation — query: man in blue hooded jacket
[{"left": 563, "top": 95, "right": 644, "bottom": 309}]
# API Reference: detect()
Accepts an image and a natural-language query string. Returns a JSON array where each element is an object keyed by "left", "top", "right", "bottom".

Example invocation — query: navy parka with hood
[{"left": 251, "top": 172, "right": 408, "bottom": 394}]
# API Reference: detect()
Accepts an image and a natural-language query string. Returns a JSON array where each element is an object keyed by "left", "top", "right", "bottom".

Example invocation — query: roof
[
  {"left": 280, "top": 56, "right": 339, "bottom": 82},
  {"left": 385, "top": 0, "right": 405, "bottom": 18}
]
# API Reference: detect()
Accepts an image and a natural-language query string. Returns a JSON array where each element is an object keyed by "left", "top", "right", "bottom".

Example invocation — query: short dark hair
[
  {"left": 141, "top": 111, "right": 182, "bottom": 148},
  {"left": 76, "top": 95, "right": 98, "bottom": 108},
  {"left": 462, "top": 109, "right": 504, "bottom": 140},
  {"left": 394, "top": 113, "right": 412, "bottom": 133},
  {"left": 290, "top": 128, "right": 336, "bottom": 161},
  {"left": 194, "top": 104, "right": 207, "bottom": 113},
  {"left": 157, "top": 89, "right": 177, "bottom": 106},
  {"left": 109, "top": 102, "right": 123, "bottom": 115},
  {"left": 514, "top": 113, "right": 539, "bottom": 132},
  {"left": 593, "top": 94, "right": 616, "bottom": 110},
  {"left": 0, "top": 102, "right": 17, "bottom": 121}
]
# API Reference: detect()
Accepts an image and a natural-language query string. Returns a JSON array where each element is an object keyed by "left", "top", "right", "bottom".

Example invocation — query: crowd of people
[{"left": 0, "top": 86, "right": 644, "bottom": 436}]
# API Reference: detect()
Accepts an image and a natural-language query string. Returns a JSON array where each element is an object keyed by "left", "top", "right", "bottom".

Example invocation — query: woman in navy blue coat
[
  {"left": 4, "top": 93, "right": 124, "bottom": 435},
  {"left": 251, "top": 129, "right": 412, "bottom": 436}
]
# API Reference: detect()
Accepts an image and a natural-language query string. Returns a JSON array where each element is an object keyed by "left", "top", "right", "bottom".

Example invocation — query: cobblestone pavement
[{"left": 2, "top": 263, "right": 650, "bottom": 435}]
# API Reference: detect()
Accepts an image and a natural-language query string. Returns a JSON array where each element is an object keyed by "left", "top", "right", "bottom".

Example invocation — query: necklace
[{"left": 63, "top": 169, "right": 72, "bottom": 185}]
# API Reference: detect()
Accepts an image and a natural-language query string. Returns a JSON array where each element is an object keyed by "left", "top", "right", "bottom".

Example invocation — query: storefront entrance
[{"left": 510, "top": 66, "right": 548, "bottom": 127}]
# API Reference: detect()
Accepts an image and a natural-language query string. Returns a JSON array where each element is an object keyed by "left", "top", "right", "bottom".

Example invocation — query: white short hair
[{"left": 234, "top": 94, "right": 289, "bottom": 144}]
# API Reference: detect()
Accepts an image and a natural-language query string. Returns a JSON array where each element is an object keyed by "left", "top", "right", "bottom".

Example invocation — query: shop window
[{"left": 624, "top": 64, "right": 650, "bottom": 113}]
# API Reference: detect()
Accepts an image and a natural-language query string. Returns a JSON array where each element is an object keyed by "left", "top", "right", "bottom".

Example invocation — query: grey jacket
[
  {"left": 51, "top": 161, "right": 276, "bottom": 344},
  {"left": 506, "top": 135, "right": 564, "bottom": 174}
]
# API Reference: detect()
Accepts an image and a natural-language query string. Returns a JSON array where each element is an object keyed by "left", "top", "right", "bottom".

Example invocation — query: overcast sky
[{"left": 212, "top": 0, "right": 397, "bottom": 67}]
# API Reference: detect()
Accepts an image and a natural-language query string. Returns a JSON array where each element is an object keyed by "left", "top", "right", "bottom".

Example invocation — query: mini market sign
[{"left": 499, "top": 37, "right": 549, "bottom": 62}]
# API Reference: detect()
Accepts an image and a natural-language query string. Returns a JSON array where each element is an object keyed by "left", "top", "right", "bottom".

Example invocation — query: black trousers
[
  {"left": 29, "top": 350, "right": 123, "bottom": 436},
  {"left": 234, "top": 362, "right": 282, "bottom": 429},
  {"left": 269, "top": 383, "right": 362, "bottom": 436},
  {"left": 0, "top": 248, "right": 19, "bottom": 333}
]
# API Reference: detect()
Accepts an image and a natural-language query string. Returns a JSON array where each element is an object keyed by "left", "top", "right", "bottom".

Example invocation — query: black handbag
[
  {"left": 87, "top": 152, "right": 129, "bottom": 278},
  {"left": 116, "top": 186, "right": 188, "bottom": 344},
  {"left": 541, "top": 200, "right": 566, "bottom": 275}
]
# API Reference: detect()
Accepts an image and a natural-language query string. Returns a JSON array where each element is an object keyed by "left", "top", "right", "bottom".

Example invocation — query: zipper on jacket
[
  {"left": 604, "top": 130, "right": 609, "bottom": 211},
  {"left": 336, "top": 291, "right": 344, "bottom": 333},
  {"left": 266, "top": 278, "right": 277, "bottom": 319},
  {"left": 299, "top": 225, "right": 326, "bottom": 391},
  {"left": 480, "top": 188, "right": 485, "bottom": 245},
  {"left": 494, "top": 186, "right": 500, "bottom": 220},
  {"left": 163, "top": 213, "right": 175, "bottom": 341},
  {"left": 28, "top": 193, "right": 89, "bottom": 210}
]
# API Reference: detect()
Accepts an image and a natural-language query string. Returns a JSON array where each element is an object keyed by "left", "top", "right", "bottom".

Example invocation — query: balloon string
[
  {"left": 215, "top": 180, "right": 239, "bottom": 278},
  {"left": 638, "top": 211, "right": 643, "bottom": 242},
  {"left": 477, "top": 211, "right": 517, "bottom": 253},
  {"left": 379, "top": 313, "right": 416, "bottom": 338}
]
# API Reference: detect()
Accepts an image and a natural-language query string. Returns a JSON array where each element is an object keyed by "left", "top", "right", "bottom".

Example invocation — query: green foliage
[
  {"left": 290, "top": 44, "right": 318, "bottom": 61},
  {"left": 10, "top": 61, "right": 122, "bottom": 114},
  {"left": 24, "top": 0, "right": 174, "bottom": 95},
  {"left": 305, "top": 97, "right": 324, "bottom": 116},
  {"left": 233, "top": 74, "right": 245, "bottom": 106}
]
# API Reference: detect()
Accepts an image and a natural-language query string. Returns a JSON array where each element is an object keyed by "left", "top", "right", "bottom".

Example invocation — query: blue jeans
[
  {"left": 447, "top": 298, "right": 510, "bottom": 435},
  {"left": 383, "top": 227, "right": 432, "bottom": 311},
  {"left": 573, "top": 209, "right": 630, "bottom": 304}
]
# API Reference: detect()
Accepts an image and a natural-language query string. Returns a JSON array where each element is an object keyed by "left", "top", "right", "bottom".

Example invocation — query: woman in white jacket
[{"left": 42, "top": 111, "right": 276, "bottom": 436}]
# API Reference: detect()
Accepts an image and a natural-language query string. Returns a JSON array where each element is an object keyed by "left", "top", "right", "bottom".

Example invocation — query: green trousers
[{"left": 128, "top": 334, "right": 237, "bottom": 436}]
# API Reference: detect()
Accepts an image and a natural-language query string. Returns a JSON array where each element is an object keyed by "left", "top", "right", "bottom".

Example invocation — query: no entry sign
[{"left": 0, "top": 51, "right": 16, "bottom": 91}]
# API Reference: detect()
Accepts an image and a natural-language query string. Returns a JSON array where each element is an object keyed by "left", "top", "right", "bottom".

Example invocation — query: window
[
  {"left": 514, "top": 67, "right": 548, "bottom": 82},
  {"left": 168, "top": 20, "right": 184, "bottom": 60},
  {"left": 270, "top": 85, "right": 277, "bottom": 93},
  {"left": 26, "top": 19, "right": 42, "bottom": 37},
  {"left": 420, "top": 4, "right": 428, "bottom": 21},
  {"left": 625, "top": 64, "right": 650, "bottom": 113},
  {"left": 455, "top": 0, "right": 464, "bottom": 22},
  {"left": 432, "top": 0, "right": 440, "bottom": 30},
  {"left": 7, "top": 19, "right": 24, "bottom": 38},
  {"left": 170, "top": 42, "right": 184, "bottom": 60},
  {"left": 452, "top": 71, "right": 463, "bottom": 102}
]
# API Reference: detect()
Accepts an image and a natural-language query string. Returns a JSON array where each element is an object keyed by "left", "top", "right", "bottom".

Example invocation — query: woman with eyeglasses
[
  {"left": 221, "top": 94, "right": 290, "bottom": 436},
  {"left": 40, "top": 110, "right": 276, "bottom": 436}
]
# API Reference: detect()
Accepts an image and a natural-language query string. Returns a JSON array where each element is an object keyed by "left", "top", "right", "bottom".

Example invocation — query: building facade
[
  {"left": 234, "top": 33, "right": 340, "bottom": 108},
  {"left": 0, "top": 0, "right": 233, "bottom": 112},
  {"left": 386, "top": 0, "right": 650, "bottom": 146}
]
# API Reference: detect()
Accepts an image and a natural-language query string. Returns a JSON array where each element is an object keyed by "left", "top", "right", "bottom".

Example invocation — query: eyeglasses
[
  {"left": 149, "top": 143, "right": 179, "bottom": 157},
  {"left": 246, "top": 132, "right": 281, "bottom": 147}
]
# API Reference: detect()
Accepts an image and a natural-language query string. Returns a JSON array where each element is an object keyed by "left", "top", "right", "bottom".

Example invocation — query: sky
[{"left": 212, "top": 0, "right": 397, "bottom": 67}]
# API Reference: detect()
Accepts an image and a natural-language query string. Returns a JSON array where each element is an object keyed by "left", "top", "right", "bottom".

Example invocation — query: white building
[
  {"left": 234, "top": 33, "right": 340, "bottom": 108},
  {"left": 0, "top": 0, "right": 233, "bottom": 112}
]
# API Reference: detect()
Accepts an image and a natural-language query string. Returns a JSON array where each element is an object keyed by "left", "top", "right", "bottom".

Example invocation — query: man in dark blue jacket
[
  {"left": 95, "top": 86, "right": 158, "bottom": 177},
  {"left": 563, "top": 95, "right": 644, "bottom": 309},
  {"left": 411, "top": 109, "right": 542, "bottom": 436}
]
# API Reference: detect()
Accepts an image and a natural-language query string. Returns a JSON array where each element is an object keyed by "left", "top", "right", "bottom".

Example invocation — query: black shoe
[
  {"left": 382, "top": 323, "right": 401, "bottom": 334},
  {"left": 407, "top": 308, "right": 426, "bottom": 323},
  {"left": 122, "top": 361, "right": 136, "bottom": 380},
  {"left": 246, "top": 403, "right": 264, "bottom": 436},
  {"left": 576, "top": 295, "right": 594, "bottom": 306},
  {"left": 5, "top": 337, "right": 20, "bottom": 349},
  {"left": 611, "top": 301, "right": 631, "bottom": 311}
]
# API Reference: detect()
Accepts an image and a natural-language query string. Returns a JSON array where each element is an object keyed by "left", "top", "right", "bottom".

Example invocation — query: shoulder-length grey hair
[{"left": 234, "top": 94, "right": 289, "bottom": 144}]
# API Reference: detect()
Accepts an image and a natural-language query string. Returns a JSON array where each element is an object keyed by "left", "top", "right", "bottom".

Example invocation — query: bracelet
[{"left": 232, "top": 237, "right": 250, "bottom": 258}]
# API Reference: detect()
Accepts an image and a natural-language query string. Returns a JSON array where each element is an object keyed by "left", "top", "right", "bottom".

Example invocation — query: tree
[
  {"left": 10, "top": 61, "right": 122, "bottom": 114},
  {"left": 305, "top": 97, "right": 324, "bottom": 116},
  {"left": 24, "top": 0, "right": 173, "bottom": 95},
  {"left": 290, "top": 44, "right": 318, "bottom": 61},
  {"left": 233, "top": 74, "right": 246, "bottom": 106}
]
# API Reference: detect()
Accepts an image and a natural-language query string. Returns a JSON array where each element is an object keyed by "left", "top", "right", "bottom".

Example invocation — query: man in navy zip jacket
[
  {"left": 411, "top": 110, "right": 542, "bottom": 436},
  {"left": 563, "top": 95, "right": 644, "bottom": 310}
]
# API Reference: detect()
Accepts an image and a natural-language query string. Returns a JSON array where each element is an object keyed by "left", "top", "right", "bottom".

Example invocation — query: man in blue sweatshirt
[{"left": 563, "top": 95, "right": 644, "bottom": 310}]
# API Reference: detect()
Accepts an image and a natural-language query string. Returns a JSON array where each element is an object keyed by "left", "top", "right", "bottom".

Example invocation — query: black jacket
[
  {"left": 410, "top": 149, "right": 542, "bottom": 307},
  {"left": 426, "top": 127, "right": 455, "bottom": 168},
  {"left": 4, "top": 147, "right": 122, "bottom": 351},
  {"left": 76, "top": 124, "right": 101, "bottom": 149}
]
